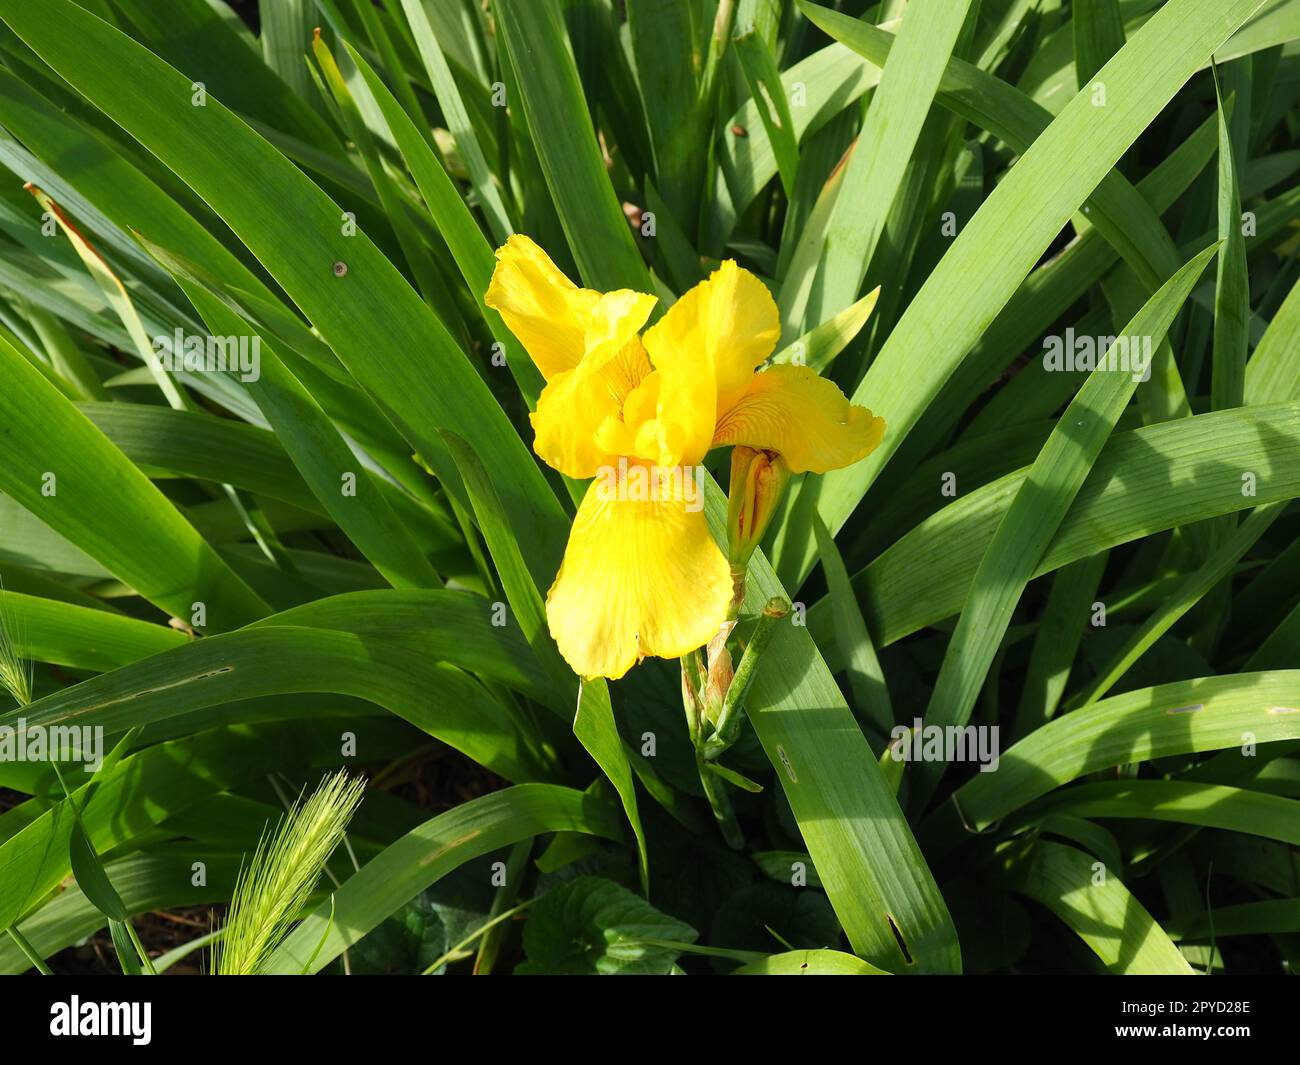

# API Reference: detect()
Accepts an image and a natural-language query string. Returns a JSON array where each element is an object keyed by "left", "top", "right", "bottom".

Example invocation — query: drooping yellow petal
[
  {"left": 485, "top": 234, "right": 655, "bottom": 380},
  {"left": 545, "top": 466, "right": 731, "bottom": 679},
  {"left": 711, "top": 364, "right": 885, "bottom": 474},
  {"left": 639, "top": 260, "right": 780, "bottom": 467},
  {"left": 530, "top": 334, "right": 653, "bottom": 478}
]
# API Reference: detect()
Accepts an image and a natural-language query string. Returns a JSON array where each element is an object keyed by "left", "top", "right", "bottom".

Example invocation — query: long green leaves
[
  {"left": 704, "top": 489, "right": 961, "bottom": 973},
  {"left": 776, "top": 0, "right": 1271, "bottom": 587},
  {"left": 942, "top": 670, "right": 1300, "bottom": 832},
  {"left": 494, "top": 0, "right": 651, "bottom": 292},
  {"left": 914, "top": 244, "right": 1218, "bottom": 802},
  {"left": 0, "top": 0, "right": 1297, "bottom": 978},
  {"left": 0, "top": 0, "right": 570, "bottom": 590},
  {"left": 787, "top": 0, "right": 973, "bottom": 334},
  {"left": 0, "top": 332, "right": 268, "bottom": 628}
]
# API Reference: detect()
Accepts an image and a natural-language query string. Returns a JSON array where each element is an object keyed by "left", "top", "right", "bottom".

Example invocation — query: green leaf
[
  {"left": 811, "top": 514, "right": 892, "bottom": 737},
  {"left": 4, "top": 624, "right": 555, "bottom": 783},
  {"left": 395, "top": 0, "right": 512, "bottom": 243},
  {"left": 997, "top": 840, "right": 1194, "bottom": 974},
  {"left": 1212, "top": 67, "right": 1251, "bottom": 413},
  {"left": 790, "top": 0, "right": 974, "bottom": 334},
  {"left": 0, "top": 721, "right": 403, "bottom": 935},
  {"left": 0, "top": 589, "right": 185, "bottom": 673},
  {"left": 938, "top": 670, "right": 1300, "bottom": 834},
  {"left": 1246, "top": 274, "right": 1300, "bottom": 404},
  {"left": 1010, "top": 552, "right": 1110, "bottom": 741},
  {"left": 518, "top": 875, "right": 696, "bottom": 975},
  {"left": 731, "top": 948, "right": 889, "bottom": 975},
  {"left": 494, "top": 0, "right": 652, "bottom": 292},
  {"left": 733, "top": 30, "right": 799, "bottom": 197},
  {"left": 67, "top": 818, "right": 127, "bottom": 922},
  {"left": 1073, "top": 502, "right": 1285, "bottom": 705},
  {"left": 1033, "top": 780, "right": 1300, "bottom": 848},
  {"left": 771, "top": 287, "right": 879, "bottom": 372},
  {"left": 628, "top": 0, "right": 706, "bottom": 234},
  {"left": 709, "top": 42, "right": 879, "bottom": 251},
  {"left": 574, "top": 680, "right": 650, "bottom": 894},
  {"left": 810, "top": 402, "right": 1300, "bottom": 655},
  {"left": 703, "top": 486, "right": 961, "bottom": 973},
  {"left": 343, "top": 40, "right": 545, "bottom": 404},
  {"left": 1072, "top": 0, "right": 1127, "bottom": 86},
  {"left": 0, "top": 333, "right": 268, "bottom": 628}
]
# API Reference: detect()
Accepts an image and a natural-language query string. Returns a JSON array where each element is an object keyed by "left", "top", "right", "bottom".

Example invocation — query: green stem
[
  {"left": 697, "top": 755, "right": 744, "bottom": 849},
  {"left": 704, "top": 597, "right": 789, "bottom": 759},
  {"left": 681, "top": 647, "right": 706, "bottom": 745},
  {"left": 124, "top": 920, "right": 158, "bottom": 976},
  {"left": 421, "top": 898, "right": 536, "bottom": 975},
  {"left": 6, "top": 927, "right": 53, "bottom": 975}
]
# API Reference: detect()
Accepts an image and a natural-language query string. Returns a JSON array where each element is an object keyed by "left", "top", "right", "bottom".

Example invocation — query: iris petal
[
  {"left": 640, "top": 260, "right": 780, "bottom": 466},
  {"left": 530, "top": 335, "right": 653, "bottom": 479},
  {"left": 711, "top": 364, "right": 885, "bottom": 473},
  {"left": 545, "top": 466, "right": 731, "bottom": 679},
  {"left": 486, "top": 234, "right": 655, "bottom": 380}
]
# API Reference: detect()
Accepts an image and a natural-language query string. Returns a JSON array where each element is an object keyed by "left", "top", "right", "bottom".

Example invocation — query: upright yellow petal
[
  {"left": 712, "top": 364, "right": 885, "bottom": 473},
  {"left": 546, "top": 466, "right": 731, "bottom": 679},
  {"left": 640, "top": 260, "right": 780, "bottom": 467},
  {"left": 530, "top": 335, "right": 653, "bottom": 479},
  {"left": 486, "top": 234, "right": 655, "bottom": 380}
]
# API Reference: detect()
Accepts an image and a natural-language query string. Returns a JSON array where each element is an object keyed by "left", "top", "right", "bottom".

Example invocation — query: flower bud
[{"left": 725, "top": 446, "right": 790, "bottom": 568}]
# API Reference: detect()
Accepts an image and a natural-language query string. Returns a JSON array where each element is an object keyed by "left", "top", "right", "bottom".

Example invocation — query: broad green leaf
[
  {"left": 3, "top": 625, "right": 556, "bottom": 783},
  {"left": 517, "top": 875, "right": 696, "bottom": 975},
  {"left": 1032, "top": 780, "right": 1300, "bottom": 848},
  {"left": 0, "top": 590, "right": 185, "bottom": 673},
  {"left": 703, "top": 486, "right": 961, "bottom": 973}
]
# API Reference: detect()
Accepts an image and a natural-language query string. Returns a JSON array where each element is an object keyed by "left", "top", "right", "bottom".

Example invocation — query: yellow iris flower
[{"left": 486, "top": 235, "right": 885, "bottom": 680}]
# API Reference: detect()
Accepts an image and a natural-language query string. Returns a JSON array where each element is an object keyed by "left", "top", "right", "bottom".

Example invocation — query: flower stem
[
  {"left": 697, "top": 753, "right": 744, "bottom": 849},
  {"left": 703, "top": 597, "right": 788, "bottom": 759}
]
